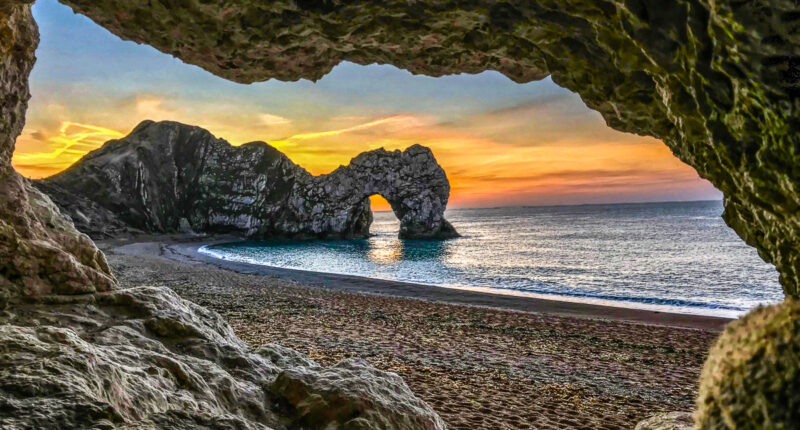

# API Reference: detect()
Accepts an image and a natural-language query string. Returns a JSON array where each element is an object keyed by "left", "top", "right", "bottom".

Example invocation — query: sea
[{"left": 199, "top": 200, "right": 783, "bottom": 318}]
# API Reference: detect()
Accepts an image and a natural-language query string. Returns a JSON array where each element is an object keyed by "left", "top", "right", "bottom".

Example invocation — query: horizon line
[{"left": 372, "top": 198, "right": 724, "bottom": 212}]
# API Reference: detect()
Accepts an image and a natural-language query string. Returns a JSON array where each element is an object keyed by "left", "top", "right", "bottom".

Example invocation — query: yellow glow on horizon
[
  {"left": 13, "top": 108, "right": 717, "bottom": 207},
  {"left": 370, "top": 195, "right": 393, "bottom": 212},
  {"left": 13, "top": 121, "right": 124, "bottom": 178}
]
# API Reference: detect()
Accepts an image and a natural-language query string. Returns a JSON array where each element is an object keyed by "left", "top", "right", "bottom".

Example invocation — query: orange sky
[
  {"left": 13, "top": 106, "right": 715, "bottom": 212},
  {"left": 15, "top": 0, "right": 721, "bottom": 212}
]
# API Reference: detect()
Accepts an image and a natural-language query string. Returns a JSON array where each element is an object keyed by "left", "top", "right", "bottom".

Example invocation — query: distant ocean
[{"left": 199, "top": 200, "right": 783, "bottom": 318}]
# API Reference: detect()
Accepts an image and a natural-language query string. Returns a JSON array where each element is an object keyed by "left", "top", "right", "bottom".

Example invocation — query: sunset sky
[{"left": 13, "top": 0, "right": 722, "bottom": 210}]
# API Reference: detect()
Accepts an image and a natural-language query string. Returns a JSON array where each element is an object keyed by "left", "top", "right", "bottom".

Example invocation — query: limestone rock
[
  {"left": 695, "top": 299, "right": 800, "bottom": 429},
  {"left": 272, "top": 359, "right": 447, "bottom": 430},
  {"left": 0, "top": 0, "right": 35, "bottom": 168},
  {"left": 0, "top": 167, "right": 116, "bottom": 300},
  {"left": 286, "top": 143, "right": 458, "bottom": 239},
  {"left": 37, "top": 120, "right": 458, "bottom": 240},
  {"left": 635, "top": 412, "right": 694, "bottom": 430},
  {"left": 56, "top": 0, "right": 800, "bottom": 296},
  {"left": 0, "top": 286, "right": 447, "bottom": 429}
]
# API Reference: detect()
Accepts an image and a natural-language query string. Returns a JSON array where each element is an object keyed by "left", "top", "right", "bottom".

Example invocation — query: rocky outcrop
[
  {"left": 284, "top": 143, "right": 457, "bottom": 239},
  {"left": 0, "top": 2, "right": 116, "bottom": 302},
  {"left": 696, "top": 298, "right": 800, "bottom": 429},
  {"left": 0, "top": 170, "right": 116, "bottom": 301},
  {"left": 0, "top": 286, "right": 447, "bottom": 429},
  {"left": 55, "top": 0, "right": 800, "bottom": 298},
  {"left": 37, "top": 120, "right": 458, "bottom": 240}
]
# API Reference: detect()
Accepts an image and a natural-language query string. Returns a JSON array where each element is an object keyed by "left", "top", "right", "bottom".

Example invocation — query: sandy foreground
[{"left": 100, "top": 237, "right": 728, "bottom": 430}]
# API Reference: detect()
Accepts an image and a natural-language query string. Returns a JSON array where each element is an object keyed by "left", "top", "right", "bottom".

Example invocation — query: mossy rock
[{"left": 696, "top": 299, "right": 800, "bottom": 429}]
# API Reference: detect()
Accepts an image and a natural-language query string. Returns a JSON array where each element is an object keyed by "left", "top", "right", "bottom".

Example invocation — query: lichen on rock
[
  {"left": 38, "top": 120, "right": 458, "bottom": 240},
  {"left": 695, "top": 299, "right": 800, "bottom": 429}
]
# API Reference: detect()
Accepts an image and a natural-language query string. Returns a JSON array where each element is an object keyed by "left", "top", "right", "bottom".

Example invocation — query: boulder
[
  {"left": 695, "top": 299, "right": 800, "bottom": 429},
  {"left": 0, "top": 286, "right": 447, "bottom": 429},
  {"left": 272, "top": 359, "right": 447, "bottom": 430}
]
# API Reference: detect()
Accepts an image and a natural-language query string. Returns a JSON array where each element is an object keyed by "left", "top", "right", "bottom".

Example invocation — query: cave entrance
[{"left": 5, "top": 3, "right": 790, "bottom": 429}]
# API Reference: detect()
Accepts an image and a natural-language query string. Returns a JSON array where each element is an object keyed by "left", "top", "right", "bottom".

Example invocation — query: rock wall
[
  {"left": 56, "top": 0, "right": 800, "bottom": 298},
  {"left": 0, "top": 1, "right": 115, "bottom": 302},
  {"left": 38, "top": 120, "right": 458, "bottom": 240}
]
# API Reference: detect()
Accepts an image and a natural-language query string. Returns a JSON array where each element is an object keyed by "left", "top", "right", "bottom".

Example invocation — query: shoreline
[
  {"left": 106, "top": 235, "right": 733, "bottom": 331},
  {"left": 102, "top": 235, "right": 723, "bottom": 429}
]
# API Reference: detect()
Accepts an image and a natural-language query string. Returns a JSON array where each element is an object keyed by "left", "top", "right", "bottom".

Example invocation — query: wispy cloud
[
  {"left": 260, "top": 113, "right": 292, "bottom": 126},
  {"left": 13, "top": 121, "right": 124, "bottom": 177},
  {"left": 272, "top": 115, "right": 423, "bottom": 143},
  {"left": 14, "top": 87, "right": 719, "bottom": 207}
]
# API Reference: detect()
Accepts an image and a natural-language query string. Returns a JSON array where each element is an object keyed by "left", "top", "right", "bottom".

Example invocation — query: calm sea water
[{"left": 200, "top": 201, "right": 783, "bottom": 317}]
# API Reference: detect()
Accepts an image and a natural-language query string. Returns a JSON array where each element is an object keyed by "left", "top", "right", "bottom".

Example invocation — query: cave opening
[{"left": 3, "top": 0, "right": 798, "bottom": 429}]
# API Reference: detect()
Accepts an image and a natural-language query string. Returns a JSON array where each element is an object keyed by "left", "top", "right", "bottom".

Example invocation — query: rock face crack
[{"left": 36, "top": 120, "right": 458, "bottom": 240}]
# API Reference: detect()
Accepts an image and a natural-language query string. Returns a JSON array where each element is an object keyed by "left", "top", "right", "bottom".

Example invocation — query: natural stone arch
[{"left": 288, "top": 145, "right": 458, "bottom": 239}]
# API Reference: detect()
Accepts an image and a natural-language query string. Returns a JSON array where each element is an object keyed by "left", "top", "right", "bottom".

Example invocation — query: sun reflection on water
[{"left": 367, "top": 237, "right": 404, "bottom": 264}]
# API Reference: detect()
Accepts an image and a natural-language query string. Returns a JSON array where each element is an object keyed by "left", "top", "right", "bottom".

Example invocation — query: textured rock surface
[
  {"left": 635, "top": 412, "right": 694, "bottom": 430},
  {"left": 0, "top": 170, "right": 116, "bottom": 300},
  {"left": 695, "top": 299, "right": 800, "bottom": 429},
  {"left": 286, "top": 143, "right": 457, "bottom": 239},
  {"left": 0, "top": 1, "right": 115, "bottom": 301},
  {"left": 0, "top": 286, "right": 446, "bottom": 429},
  {"left": 38, "top": 120, "right": 457, "bottom": 240},
  {"left": 57, "top": 0, "right": 800, "bottom": 297},
  {"left": 0, "top": 0, "right": 34, "bottom": 168},
  {"left": 272, "top": 359, "right": 447, "bottom": 429}
]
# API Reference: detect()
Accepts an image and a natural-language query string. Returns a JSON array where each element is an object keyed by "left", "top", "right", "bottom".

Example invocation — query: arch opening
[{"left": 367, "top": 194, "right": 400, "bottom": 234}]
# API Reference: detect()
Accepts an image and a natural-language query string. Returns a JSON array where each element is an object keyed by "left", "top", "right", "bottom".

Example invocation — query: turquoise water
[{"left": 199, "top": 201, "right": 783, "bottom": 317}]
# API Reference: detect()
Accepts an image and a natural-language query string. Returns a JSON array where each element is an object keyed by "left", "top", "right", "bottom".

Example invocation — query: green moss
[{"left": 696, "top": 299, "right": 800, "bottom": 429}]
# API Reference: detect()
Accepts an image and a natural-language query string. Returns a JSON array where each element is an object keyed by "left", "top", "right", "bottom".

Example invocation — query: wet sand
[{"left": 101, "top": 236, "right": 727, "bottom": 429}]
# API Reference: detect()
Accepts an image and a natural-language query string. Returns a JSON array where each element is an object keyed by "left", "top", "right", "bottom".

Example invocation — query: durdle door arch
[
  {"left": 293, "top": 145, "right": 460, "bottom": 240},
  {"left": 1, "top": 0, "right": 799, "bottom": 428}
]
